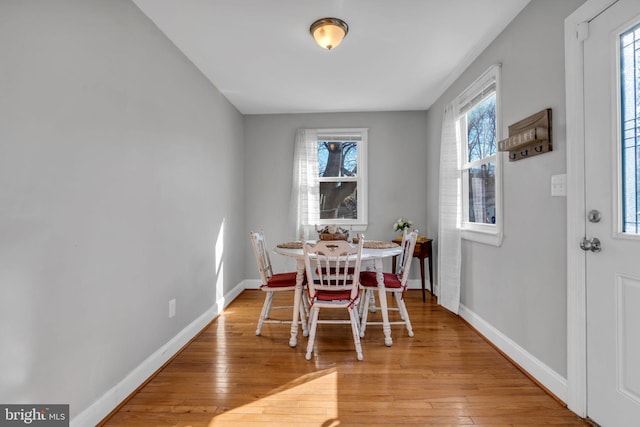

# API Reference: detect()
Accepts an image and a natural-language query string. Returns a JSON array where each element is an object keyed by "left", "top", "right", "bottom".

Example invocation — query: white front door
[{"left": 584, "top": 0, "right": 640, "bottom": 425}]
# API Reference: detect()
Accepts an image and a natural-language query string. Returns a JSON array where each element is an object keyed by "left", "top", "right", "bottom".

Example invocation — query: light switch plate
[{"left": 551, "top": 174, "right": 567, "bottom": 197}]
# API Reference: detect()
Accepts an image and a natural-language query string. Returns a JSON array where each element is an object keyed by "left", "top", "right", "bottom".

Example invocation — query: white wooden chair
[
  {"left": 358, "top": 229, "right": 418, "bottom": 339},
  {"left": 303, "top": 239, "right": 364, "bottom": 361},
  {"left": 250, "top": 230, "right": 308, "bottom": 337}
]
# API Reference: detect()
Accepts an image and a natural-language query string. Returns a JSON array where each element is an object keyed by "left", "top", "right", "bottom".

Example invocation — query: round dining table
[{"left": 274, "top": 241, "right": 403, "bottom": 348}]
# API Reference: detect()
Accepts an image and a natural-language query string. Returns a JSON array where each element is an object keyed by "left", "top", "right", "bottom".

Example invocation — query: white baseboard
[
  {"left": 244, "top": 279, "right": 261, "bottom": 290},
  {"left": 71, "top": 281, "right": 246, "bottom": 427},
  {"left": 458, "top": 304, "right": 568, "bottom": 403}
]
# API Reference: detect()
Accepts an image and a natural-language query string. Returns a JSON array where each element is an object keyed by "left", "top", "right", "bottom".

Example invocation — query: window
[
  {"left": 317, "top": 133, "right": 367, "bottom": 224},
  {"left": 456, "top": 65, "right": 503, "bottom": 245},
  {"left": 291, "top": 128, "right": 368, "bottom": 238},
  {"left": 620, "top": 23, "right": 640, "bottom": 234}
]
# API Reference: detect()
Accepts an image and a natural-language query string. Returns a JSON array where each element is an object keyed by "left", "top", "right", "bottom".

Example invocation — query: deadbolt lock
[{"left": 588, "top": 210, "right": 601, "bottom": 223}]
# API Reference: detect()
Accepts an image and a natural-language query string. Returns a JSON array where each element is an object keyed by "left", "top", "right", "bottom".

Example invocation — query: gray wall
[
  {"left": 426, "top": 0, "right": 584, "bottom": 377},
  {"left": 244, "top": 111, "right": 429, "bottom": 275},
  {"left": 0, "top": 0, "right": 244, "bottom": 418}
]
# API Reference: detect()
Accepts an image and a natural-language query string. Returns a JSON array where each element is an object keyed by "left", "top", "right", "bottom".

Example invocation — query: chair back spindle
[
  {"left": 397, "top": 229, "right": 419, "bottom": 290},
  {"left": 250, "top": 230, "right": 274, "bottom": 284}
]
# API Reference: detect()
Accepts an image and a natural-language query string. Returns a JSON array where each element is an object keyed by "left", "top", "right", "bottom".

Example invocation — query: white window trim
[
  {"left": 457, "top": 64, "right": 504, "bottom": 246},
  {"left": 315, "top": 128, "right": 368, "bottom": 232}
]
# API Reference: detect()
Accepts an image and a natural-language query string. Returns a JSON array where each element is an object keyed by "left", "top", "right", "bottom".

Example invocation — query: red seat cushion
[
  {"left": 314, "top": 289, "right": 354, "bottom": 301},
  {"left": 359, "top": 271, "right": 402, "bottom": 289},
  {"left": 265, "top": 272, "right": 299, "bottom": 288}
]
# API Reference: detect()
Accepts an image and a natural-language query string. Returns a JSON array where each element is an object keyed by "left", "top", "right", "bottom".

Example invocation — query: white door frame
[{"left": 564, "top": 0, "right": 618, "bottom": 417}]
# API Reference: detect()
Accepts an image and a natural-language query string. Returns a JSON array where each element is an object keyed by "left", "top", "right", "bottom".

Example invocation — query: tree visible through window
[
  {"left": 465, "top": 95, "right": 497, "bottom": 224},
  {"left": 318, "top": 140, "right": 358, "bottom": 219}
]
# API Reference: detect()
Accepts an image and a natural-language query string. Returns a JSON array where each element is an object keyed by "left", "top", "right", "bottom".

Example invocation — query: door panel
[
  {"left": 584, "top": 0, "right": 640, "bottom": 425},
  {"left": 616, "top": 274, "right": 640, "bottom": 403}
]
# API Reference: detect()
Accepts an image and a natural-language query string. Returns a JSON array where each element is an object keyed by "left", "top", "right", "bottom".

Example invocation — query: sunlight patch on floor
[{"left": 207, "top": 369, "right": 338, "bottom": 426}]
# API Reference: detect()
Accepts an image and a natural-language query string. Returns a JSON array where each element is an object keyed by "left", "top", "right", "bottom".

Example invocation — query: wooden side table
[{"left": 392, "top": 236, "right": 433, "bottom": 302}]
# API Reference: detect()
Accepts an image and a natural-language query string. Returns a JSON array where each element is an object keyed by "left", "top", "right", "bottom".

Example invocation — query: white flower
[{"left": 393, "top": 217, "right": 412, "bottom": 232}]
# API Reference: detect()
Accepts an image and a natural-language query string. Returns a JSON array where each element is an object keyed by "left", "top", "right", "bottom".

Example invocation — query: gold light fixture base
[{"left": 310, "top": 17, "right": 349, "bottom": 50}]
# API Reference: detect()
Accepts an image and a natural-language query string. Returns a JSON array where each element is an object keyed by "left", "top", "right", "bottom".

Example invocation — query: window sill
[{"left": 461, "top": 228, "right": 503, "bottom": 246}]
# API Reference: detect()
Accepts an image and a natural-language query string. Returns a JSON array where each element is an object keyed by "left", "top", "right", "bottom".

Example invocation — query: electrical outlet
[{"left": 169, "top": 299, "right": 176, "bottom": 318}]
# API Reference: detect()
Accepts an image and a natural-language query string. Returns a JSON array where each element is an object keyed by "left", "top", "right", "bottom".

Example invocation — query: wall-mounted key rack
[{"left": 498, "top": 109, "right": 552, "bottom": 161}]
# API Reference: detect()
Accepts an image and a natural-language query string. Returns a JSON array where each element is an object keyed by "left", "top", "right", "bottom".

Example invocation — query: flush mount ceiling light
[{"left": 310, "top": 17, "right": 349, "bottom": 50}]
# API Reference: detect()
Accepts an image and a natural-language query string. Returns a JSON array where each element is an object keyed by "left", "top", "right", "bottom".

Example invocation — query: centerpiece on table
[
  {"left": 393, "top": 217, "right": 413, "bottom": 237},
  {"left": 316, "top": 224, "right": 350, "bottom": 241}
]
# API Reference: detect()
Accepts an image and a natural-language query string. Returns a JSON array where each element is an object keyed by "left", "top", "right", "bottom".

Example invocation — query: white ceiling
[{"left": 132, "top": 0, "right": 531, "bottom": 115}]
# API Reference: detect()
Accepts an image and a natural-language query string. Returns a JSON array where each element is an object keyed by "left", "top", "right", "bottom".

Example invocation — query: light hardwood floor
[{"left": 101, "top": 290, "right": 589, "bottom": 426}]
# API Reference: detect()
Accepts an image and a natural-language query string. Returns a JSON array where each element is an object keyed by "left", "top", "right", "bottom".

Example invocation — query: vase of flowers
[{"left": 393, "top": 217, "right": 413, "bottom": 237}]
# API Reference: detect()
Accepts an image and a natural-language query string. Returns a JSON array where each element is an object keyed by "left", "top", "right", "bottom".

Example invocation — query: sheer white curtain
[
  {"left": 438, "top": 102, "right": 462, "bottom": 314},
  {"left": 290, "top": 129, "right": 319, "bottom": 241}
]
